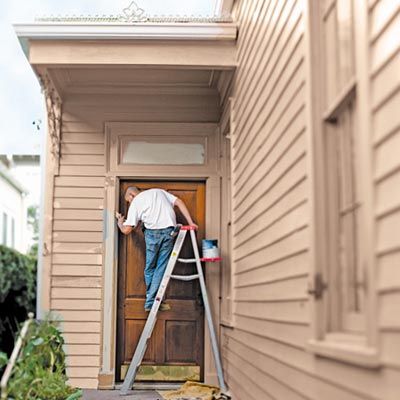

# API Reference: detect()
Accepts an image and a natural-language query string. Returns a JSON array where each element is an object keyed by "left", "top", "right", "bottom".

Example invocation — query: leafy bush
[
  {"left": 3, "top": 318, "right": 82, "bottom": 400},
  {"left": 0, "top": 245, "right": 36, "bottom": 355}
]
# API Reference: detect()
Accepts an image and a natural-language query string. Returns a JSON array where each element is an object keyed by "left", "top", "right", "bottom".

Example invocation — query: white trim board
[{"left": 14, "top": 22, "right": 237, "bottom": 41}]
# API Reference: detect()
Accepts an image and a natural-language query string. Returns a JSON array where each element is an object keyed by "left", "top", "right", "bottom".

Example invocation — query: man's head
[{"left": 125, "top": 186, "right": 140, "bottom": 203}]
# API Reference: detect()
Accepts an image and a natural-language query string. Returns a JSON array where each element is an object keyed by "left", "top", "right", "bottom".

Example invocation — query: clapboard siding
[
  {"left": 235, "top": 300, "right": 310, "bottom": 324},
  {"left": 223, "top": 331, "right": 366, "bottom": 400},
  {"left": 223, "top": 327, "right": 400, "bottom": 400},
  {"left": 66, "top": 356, "right": 100, "bottom": 367},
  {"left": 53, "top": 110, "right": 114, "bottom": 384},
  {"left": 60, "top": 154, "right": 105, "bottom": 165},
  {"left": 229, "top": 1, "right": 311, "bottom": 377},
  {"left": 371, "top": 0, "right": 400, "bottom": 384},
  {"left": 52, "top": 265, "right": 102, "bottom": 276},
  {"left": 235, "top": 178, "right": 307, "bottom": 248},
  {"left": 235, "top": 226, "right": 308, "bottom": 275},
  {"left": 52, "top": 276, "right": 102, "bottom": 288},
  {"left": 54, "top": 187, "right": 104, "bottom": 198},
  {"left": 53, "top": 210, "right": 103, "bottom": 220},
  {"left": 52, "top": 242, "right": 103, "bottom": 254},
  {"left": 55, "top": 176, "right": 105, "bottom": 187},
  {"left": 223, "top": 0, "right": 400, "bottom": 399},
  {"left": 234, "top": 90, "right": 306, "bottom": 194},
  {"left": 377, "top": 252, "right": 400, "bottom": 292},
  {"left": 53, "top": 198, "right": 103, "bottom": 210},
  {"left": 51, "top": 287, "right": 102, "bottom": 299},
  {"left": 61, "top": 322, "right": 101, "bottom": 333},
  {"left": 225, "top": 349, "right": 308, "bottom": 400},
  {"left": 235, "top": 250, "right": 309, "bottom": 287},
  {"left": 52, "top": 231, "right": 103, "bottom": 242}
]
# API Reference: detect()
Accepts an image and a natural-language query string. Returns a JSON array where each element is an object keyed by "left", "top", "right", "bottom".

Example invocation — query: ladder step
[
  {"left": 178, "top": 257, "right": 223, "bottom": 263},
  {"left": 170, "top": 274, "right": 199, "bottom": 281},
  {"left": 177, "top": 258, "right": 197, "bottom": 263}
]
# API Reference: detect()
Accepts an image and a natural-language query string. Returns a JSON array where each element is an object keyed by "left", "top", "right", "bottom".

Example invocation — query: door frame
[
  {"left": 98, "top": 122, "right": 226, "bottom": 389},
  {"left": 116, "top": 179, "right": 206, "bottom": 383}
]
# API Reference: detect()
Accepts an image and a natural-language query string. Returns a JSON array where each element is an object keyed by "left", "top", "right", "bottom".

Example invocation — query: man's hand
[
  {"left": 189, "top": 223, "right": 199, "bottom": 230},
  {"left": 116, "top": 212, "right": 133, "bottom": 235},
  {"left": 116, "top": 212, "right": 125, "bottom": 225}
]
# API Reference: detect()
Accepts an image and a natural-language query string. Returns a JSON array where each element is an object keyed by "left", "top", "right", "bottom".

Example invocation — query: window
[
  {"left": 120, "top": 137, "right": 205, "bottom": 165},
  {"left": 307, "top": 0, "right": 378, "bottom": 365},
  {"left": 2, "top": 212, "right": 8, "bottom": 246},
  {"left": 220, "top": 98, "right": 234, "bottom": 326},
  {"left": 323, "top": 0, "right": 365, "bottom": 334},
  {"left": 221, "top": 133, "right": 233, "bottom": 325},
  {"left": 11, "top": 217, "right": 15, "bottom": 249}
]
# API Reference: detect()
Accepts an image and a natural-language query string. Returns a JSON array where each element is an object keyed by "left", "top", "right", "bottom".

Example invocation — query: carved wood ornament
[{"left": 39, "top": 75, "right": 62, "bottom": 167}]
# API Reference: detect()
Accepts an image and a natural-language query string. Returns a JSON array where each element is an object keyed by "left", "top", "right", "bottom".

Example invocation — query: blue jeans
[{"left": 144, "top": 227, "right": 175, "bottom": 309}]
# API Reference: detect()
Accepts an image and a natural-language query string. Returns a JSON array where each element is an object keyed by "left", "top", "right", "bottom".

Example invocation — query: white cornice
[{"left": 14, "top": 22, "right": 237, "bottom": 42}]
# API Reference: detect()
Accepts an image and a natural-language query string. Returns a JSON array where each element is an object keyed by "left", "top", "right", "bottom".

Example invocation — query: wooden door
[{"left": 117, "top": 181, "right": 205, "bottom": 382}]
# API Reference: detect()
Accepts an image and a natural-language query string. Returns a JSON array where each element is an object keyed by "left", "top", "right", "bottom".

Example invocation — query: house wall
[
  {"left": 222, "top": 0, "right": 400, "bottom": 399},
  {"left": 371, "top": 0, "right": 400, "bottom": 371},
  {"left": 51, "top": 93, "right": 220, "bottom": 388},
  {"left": 0, "top": 174, "right": 26, "bottom": 252}
]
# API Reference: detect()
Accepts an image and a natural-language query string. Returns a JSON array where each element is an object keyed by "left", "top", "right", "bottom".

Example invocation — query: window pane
[
  {"left": 11, "top": 218, "right": 15, "bottom": 248},
  {"left": 121, "top": 140, "right": 205, "bottom": 165},
  {"left": 337, "top": 0, "right": 355, "bottom": 88},
  {"left": 323, "top": 4, "right": 339, "bottom": 107},
  {"left": 2, "top": 213, "right": 8, "bottom": 245},
  {"left": 334, "top": 99, "right": 364, "bottom": 332}
]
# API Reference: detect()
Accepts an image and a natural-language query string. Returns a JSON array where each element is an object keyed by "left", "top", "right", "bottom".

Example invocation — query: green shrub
[
  {"left": 4, "top": 318, "right": 82, "bottom": 400},
  {"left": 0, "top": 245, "right": 36, "bottom": 354}
]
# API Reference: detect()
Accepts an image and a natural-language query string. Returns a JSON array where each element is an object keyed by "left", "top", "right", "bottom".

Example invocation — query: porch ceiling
[{"left": 48, "top": 67, "right": 228, "bottom": 97}]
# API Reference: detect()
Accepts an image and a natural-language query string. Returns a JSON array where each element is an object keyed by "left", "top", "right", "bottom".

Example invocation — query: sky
[{"left": 0, "top": 0, "right": 216, "bottom": 154}]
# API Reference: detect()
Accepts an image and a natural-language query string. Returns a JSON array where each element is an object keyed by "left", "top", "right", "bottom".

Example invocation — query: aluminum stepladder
[{"left": 120, "top": 225, "right": 227, "bottom": 396}]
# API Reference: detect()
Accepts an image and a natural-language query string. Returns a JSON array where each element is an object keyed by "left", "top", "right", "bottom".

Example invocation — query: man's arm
[
  {"left": 116, "top": 213, "right": 134, "bottom": 235},
  {"left": 174, "top": 198, "right": 199, "bottom": 229}
]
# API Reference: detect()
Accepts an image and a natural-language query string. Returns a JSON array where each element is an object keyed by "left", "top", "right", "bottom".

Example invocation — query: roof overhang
[
  {"left": 14, "top": 21, "right": 236, "bottom": 104},
  {"left": 14, "top": 22, "right": 237, "bottom": 68}
]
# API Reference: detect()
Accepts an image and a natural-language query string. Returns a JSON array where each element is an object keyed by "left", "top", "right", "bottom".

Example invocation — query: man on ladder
[
  {"left": 116, "top": 186, "right": 228, "bottom": 396},
  {"left": 116, "top": 186, "right": 198, "bottom": 311}
]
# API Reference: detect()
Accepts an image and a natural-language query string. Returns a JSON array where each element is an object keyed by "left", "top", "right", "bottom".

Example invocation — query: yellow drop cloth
[{"left": 158, "top": 381, "right": 223, "bottom": 400}]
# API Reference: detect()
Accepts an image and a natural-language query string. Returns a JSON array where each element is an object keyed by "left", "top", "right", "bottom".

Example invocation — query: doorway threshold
[{"left": 115, "top": 382, "right": 182, "bottom": 391}]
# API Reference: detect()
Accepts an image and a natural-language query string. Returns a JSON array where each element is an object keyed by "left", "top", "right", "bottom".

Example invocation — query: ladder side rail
[
  {"left": 189, "top": 229, "right": 228, "bottom": 393},
  {"left": 120, "top": 229, "right": 187, "bottom": 395}
]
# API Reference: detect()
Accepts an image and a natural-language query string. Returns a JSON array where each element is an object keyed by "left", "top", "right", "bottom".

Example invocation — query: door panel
[{"left": 117, "top": 181, "right": 205, "bottom": 382}]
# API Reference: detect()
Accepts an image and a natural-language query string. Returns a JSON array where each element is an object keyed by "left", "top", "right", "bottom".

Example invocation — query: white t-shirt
[{"left": 123, "top": 188, "right": 177, "bottom": 229}]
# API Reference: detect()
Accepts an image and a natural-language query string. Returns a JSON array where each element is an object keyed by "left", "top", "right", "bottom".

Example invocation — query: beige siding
[
  {"left": 49, "top": 118, "right": 104, "bottom": 388},
  {"left": 223, "top": 0, "right": 400, "bottom": 399},
  {"left": 50, "top": 92, "right": 220, "bottom": 387},
  {"left": 371, "top": 0, "right": 400, "bottom": 376}
]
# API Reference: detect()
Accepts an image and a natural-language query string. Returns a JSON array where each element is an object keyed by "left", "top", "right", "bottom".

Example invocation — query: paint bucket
[{"left": 202, "top": 239, "right": 219, "bottom": 259}]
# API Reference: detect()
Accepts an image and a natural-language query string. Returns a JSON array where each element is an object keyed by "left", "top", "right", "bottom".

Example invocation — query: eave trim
[{"left": 13, "top": 22, "right": 237, "bottom": 41}]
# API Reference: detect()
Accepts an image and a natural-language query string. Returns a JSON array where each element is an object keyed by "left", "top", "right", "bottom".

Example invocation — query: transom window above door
[
  {"left": 120, "top": 137, "right": 206, "bottom": 165},
  {"left": 105, "top": 122, "right": 218, "bottom": 174}
]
